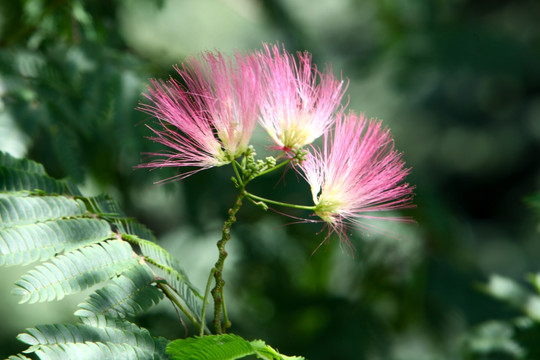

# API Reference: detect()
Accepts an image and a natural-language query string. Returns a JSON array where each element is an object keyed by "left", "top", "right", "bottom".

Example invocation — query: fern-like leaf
[
  {"left": 115, "top": 219, "right": 157, "bottom": 243},
  {"left": 17, "top": 317, "right": 169, "bottom": 360},
  {"left": 0, "top": 152, "right": 78, "bottom": 195},
  {"left": 137, "top": 238, "right": 202, "bottom": 313},
  {"left": 7, "top": 355, "right": 33, "bottom": 360},
  {"left": 38, "top": 342, "right": 161, "bottom": 360},
  {"left": 87, "top": 194, "right": 124, "bottom": 218},
  {"left": 88, "top": 194, "right": 157, "bottom": 242},
  {"left": 13, "top": 239, "right": 138, "bottom": 303},
  {"left": 75, "top": 265, "right": 164, "bottom": 319},
  {"left": 1, "top": 215, "right": 113, "bottom": 267},
  {"left": 0, "top": 195, "right": 87, "bottom": 228},
  {"left": 0, "top": 152, "right": 47, "bottom": 175},
  {"left": 1, "top": 152, "right": 208, "bottom": 358}
]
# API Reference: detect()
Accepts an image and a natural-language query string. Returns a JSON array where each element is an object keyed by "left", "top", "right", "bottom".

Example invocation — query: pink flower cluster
[
  {"left": 138, "top": 51, "right": 261, "bottom": 180},
  {"left": 257, "top": 43, "right": 345, "bottom": 150},
  {"left": 300, "top": 112, "right": 414, "bottom": 244},
  {"left": 139, "top": 43, "right": 414, "bottom": 240}
]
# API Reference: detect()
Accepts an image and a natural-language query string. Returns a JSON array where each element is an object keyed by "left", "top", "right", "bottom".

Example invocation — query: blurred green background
[{"left": 1, "top": 0, "right": 539, "bottom": 359}]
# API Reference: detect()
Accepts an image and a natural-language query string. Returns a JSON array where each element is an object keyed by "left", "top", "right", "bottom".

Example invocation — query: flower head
[
  {"left": 138, "top": 50, "right": 260, "bottom": 180},
  {"left": 257, "top": 43, "right": 346, "bottom": 151},
  {"left": 300, "top": 112, "right": 414, "bottom": 243}
]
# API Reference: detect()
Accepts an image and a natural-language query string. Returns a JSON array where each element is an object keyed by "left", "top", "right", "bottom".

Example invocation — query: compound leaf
[
  {"left": 166, "top": 334, "right": 254, "bottom": 360},
  {"left": 13, "top": 240, "right": 138, "bottom": 303},
  {"left": 75, "top": 265, "right": 164, "bottom": 319},
  {"left": 17, "top": 317, "right": 169, "bottom": 360}
]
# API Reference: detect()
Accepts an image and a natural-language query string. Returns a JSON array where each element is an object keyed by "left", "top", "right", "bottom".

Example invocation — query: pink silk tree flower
[
  {"left": 257, "top": 43, "right": 346, "bottom": 151},
  {"left": 138, "top": 50, "right": 260, "bottom": 180},
  {"left": 300, "top": 112, "right": 414, "bottom": 243}
]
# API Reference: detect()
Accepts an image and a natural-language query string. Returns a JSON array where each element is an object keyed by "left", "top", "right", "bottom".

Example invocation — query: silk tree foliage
[{"left": 0, "top": 151, "right": 301, "bottom": 360}]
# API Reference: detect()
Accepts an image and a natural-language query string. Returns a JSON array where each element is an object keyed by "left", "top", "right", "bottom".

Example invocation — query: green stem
[
  {"left": 255, "top": 157, "right": 292, "bottom": 178},
  {"left": 157, "top": 282, "right": 209, "bottom": 335},
  {"left": 245, "top": 192, "right": 317, "bottom": 211},
  {"left": 221, "top": 285, "right": 231, "bottom": 331},
  {"left": 200, "top": 268, "right": 215, "bottom": 336},
  {"left": 122, "top": 234, "right": 208, "bottom": 332},
  {"left": 231, "top": 160, "right": 244, "bottom": 186},
  {"left": 211, "top": 190, "right": 246, "bottom": 334}
]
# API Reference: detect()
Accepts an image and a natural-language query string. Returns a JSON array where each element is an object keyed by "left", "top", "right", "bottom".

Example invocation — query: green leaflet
[
  {"left": 75, "top": 265, "right": 164, "bottom": 319},
  {"left": 251, "top": 342, "right": 305, "bottom": 360},
  {"left": 13, "top": 239, "right": 138, "bottom": 303},
  {"left": 483, "top": 274, "right": 530, "bottom": 309},
  {"left": 0, "top": 216, "right": 113, "bottom": 267},
  {"left": 136, "top": 237, "right": 203, "bottom": 318},
  {"left": 0, "top": 193, "right": 113, "bottom": 267},
  {"left": 34, "top": 343, "right": 152, "bottom": 360},
  {"left": 166, "top": 334, "right": 305, "bottom": 360},
  {"left": 16, "top": 317, "right": 169, "bottom": 360},
  {"left": 87, "top": 194, "right": 124, "bottom": 218},
  {"left": 167, "top": 334, "right": 253, "bottom": 360},
  {"left": 138, "top": 238, "right": 199, "bottom": 294},
  {"left": 0, "top": 166, "right": 69, "bottom": 195},
  {"left": 89, "top": 194, "right": 158, "bottom": 242},
  {"left": 115, "top": 218, "right": 158, "bottom": 243},
  {"left": 463, "top": 320, "right": 525, "bottom": 359},
  {"left": 87, "top": 194, "right": 159, "bottom": 244},
  {"left": 36, "top": 342, "right": 158, "bottom": 360},
  {"left": 0, "top": 152, "right": 78, "bottom": 195},
  {"left": 0, "top": 195, "right": 87, "bottom": 227},
  {"left": 7, "top": 355, "right": 33, "bottom": 360},
  {"left": 467, "top": 273, "right": 540, "bottom": 358},
  {"left": 89, "top": 195, "right": 204, "bottom": 323},
  {"left": 0, "top": 152, "right": 47, "bottom": 175},
  {"left": 483, "top": 274, "right": 540, "bottom": 323}
]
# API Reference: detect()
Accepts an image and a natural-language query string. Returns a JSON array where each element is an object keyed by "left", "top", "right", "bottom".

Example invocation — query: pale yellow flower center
[
  {"left": 313, "top": 187, "right": 346, "bottom": 224},
  {"left": 279, "top": 118, "right": 317, "bottom": 149},
  {"left": 214, "top": 147, "right": 232, "bottom": 166}
]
